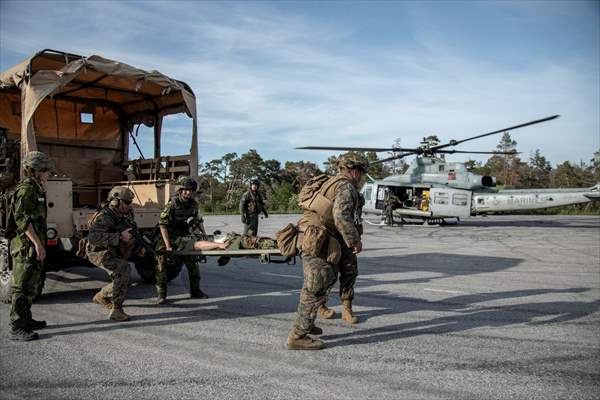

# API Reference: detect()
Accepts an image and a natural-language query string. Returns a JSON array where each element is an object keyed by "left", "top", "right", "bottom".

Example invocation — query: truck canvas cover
[{"left": 0, "top": 49, "right": 198, "bottom": 183}]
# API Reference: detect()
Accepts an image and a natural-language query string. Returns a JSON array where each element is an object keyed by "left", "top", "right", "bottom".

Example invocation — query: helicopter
[{"left": 297, "top": 115, "right": 600, "bottom": 225}]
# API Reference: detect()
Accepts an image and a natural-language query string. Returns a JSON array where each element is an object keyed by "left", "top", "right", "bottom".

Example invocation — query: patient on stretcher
[{"left": 185, "top": 231, "right": 278, "bottom": 252}]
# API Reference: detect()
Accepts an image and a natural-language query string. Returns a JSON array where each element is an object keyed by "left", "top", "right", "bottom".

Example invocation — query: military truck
[{"left": 0, "top": 49, "right": 199, "bottom": 302}]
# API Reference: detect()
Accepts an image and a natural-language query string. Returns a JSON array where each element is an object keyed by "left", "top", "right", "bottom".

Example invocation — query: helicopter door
[{"left": 429, "top": 188, "right": 472, "bottom": 218}]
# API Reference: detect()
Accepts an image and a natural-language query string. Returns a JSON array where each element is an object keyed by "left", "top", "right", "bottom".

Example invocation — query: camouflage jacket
[
  {"left": 9, "top": 177, "right": 47, "bottom": 254},
  {"left": 159, "top": 195, "right": 201, "bottom": 238},
  {"left": 239, "top": 190, "right": 267, "bottom": 216},
  {"left": 384, "top": 193, "right": 400, "bottom": 209},
  {"left": 86, "top": 206, "right": 134, "bottom": 257},
  {"left": 331, "top": 178, "right": 362, "bottom": 248}
]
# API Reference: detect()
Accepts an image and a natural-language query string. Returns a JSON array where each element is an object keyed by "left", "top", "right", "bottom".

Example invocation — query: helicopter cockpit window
[
  {"left": 452, "top": 193, "right": 468, "bottom": 206},
  {"left": 434, "top": 192, "right": 449, "bottom": 205}
]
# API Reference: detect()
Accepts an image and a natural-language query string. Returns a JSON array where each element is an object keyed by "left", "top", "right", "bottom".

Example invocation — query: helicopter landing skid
[{"left": 364, "top": 220, "right": 388, "bottom": 226}]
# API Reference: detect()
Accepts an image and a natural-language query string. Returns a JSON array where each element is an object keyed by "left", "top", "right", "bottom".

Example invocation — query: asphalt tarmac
[{"left": 1, "top": 214, "right": 599, "bottom": 400}]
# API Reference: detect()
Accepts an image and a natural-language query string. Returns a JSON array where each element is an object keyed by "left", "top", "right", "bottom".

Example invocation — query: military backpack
[{"left": 297, "top": 174, "right": 347, "bottom": 228}]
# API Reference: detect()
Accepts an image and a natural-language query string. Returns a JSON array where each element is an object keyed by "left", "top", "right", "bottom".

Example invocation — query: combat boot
[
  {"left": 287, "top": 334, "right": 325, "bottom": 350},
  {"left": 109, "top": 306, "right": 130, "bottom": 322},
  {"left": 310, "top": 326, "right": 323, "bottom": 335},
  {"left": 92, "top": 292, "right": 112, "bottom": 310},
  {"left": 26, "top": 319, "right": 47, "bottom": 330},
  {"left": 318, "top": 305, "right": 336, "bottom": 319},
  {"left": 190, "top": 289, "right": 209, "bottom": 299},
  {"left": 156, "top": 289, "right": 168, "bottom": 304},
  {"left": 342, "top": 300, "right": 358, "bottom": 324},
  {"left": 10, "top": 327, "right": 38, "bottom": 341}
]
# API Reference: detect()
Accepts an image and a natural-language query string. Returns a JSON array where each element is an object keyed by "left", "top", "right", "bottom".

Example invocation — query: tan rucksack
[
  {"left": 297, "top": 174, "right": 347, "bottom": 228},
  {"left": 275, "top": 223, "right": 299, "bottom": 257}
]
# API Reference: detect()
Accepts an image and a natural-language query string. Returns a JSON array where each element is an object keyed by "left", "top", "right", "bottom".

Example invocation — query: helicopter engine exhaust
[{"left": 482, "top": 176, "right": 496, "bottom": 187}]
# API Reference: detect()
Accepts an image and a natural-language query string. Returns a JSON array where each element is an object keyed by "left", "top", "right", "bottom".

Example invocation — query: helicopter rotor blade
[
  {"left": 432, "top": 115, "right": 559, "bottom": 151},
  {"left": 371, "top": 152, "right": 416, "bottom": 165},
  {"left": 436, "top": 150, "right": 521, "bottom": 155},
  {"left": 295, "top": 146, "right": 420, "bottom": 152}
]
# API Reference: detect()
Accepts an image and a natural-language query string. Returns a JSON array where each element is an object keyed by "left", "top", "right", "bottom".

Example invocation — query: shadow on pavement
[
  {"left": 25, "top": 252, "right": 597, "bottom": 345},
  {"left": 322, "top": 287, "right": 598, "bottom": 348}
]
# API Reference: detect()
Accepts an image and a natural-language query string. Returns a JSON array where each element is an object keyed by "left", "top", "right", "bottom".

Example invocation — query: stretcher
[{"left": 171, "top": 248, "right": 296, "bottom": 265}]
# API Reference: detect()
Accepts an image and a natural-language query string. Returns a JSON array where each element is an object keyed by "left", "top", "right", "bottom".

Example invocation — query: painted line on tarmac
[
  {"left": 423, "top": 288, "right": 467, "bottom": 294},
  {"left": 260, "top": 272, "right": 302, "bottom": 279}
]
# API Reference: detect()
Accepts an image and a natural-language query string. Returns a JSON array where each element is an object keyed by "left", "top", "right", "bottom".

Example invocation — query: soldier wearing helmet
[
  {"left": 7, "top": 151, "right": 54, "bottom": 341},
  {"left": 287, "top": 153, "right": 367, "bottom": 350},
  {"left": 154, "top": 176, "right": 208, "bottom": 303},
  {"left": 239, "top": 177, "right": 268, "bottom": 236},
  {"left": 86, "top": 186, "right": 138, "bottom": 322}
]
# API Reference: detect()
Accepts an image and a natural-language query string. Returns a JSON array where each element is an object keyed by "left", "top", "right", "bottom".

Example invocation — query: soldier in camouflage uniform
[
  {"left": 8, "top": 151, "right": 53, "bottom": 341},
  {"left": 287, "top": 154, "right": 368, "bottom": 350},
  {"left": 86, "top": 186, "right": 138, "bottom": 322},
  {"left": 239, "top": 177, "right": 268, "bottom": 236},
  {"left": 155, "top": 176, "right": 208, "bottom": 304},
  {"left": 318, "top": 190, "right": 366, "bottom": 323},
  {"left": 383, "top": 188, "right": 400, "bottom": 226}
]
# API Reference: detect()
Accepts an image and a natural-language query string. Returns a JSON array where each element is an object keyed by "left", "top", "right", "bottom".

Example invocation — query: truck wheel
[
  {"left": 0, "top": 238, "right": 12, "bottom": 303},
  {"left": 133, "top": 255, "right": 183, "bottom": 284}
]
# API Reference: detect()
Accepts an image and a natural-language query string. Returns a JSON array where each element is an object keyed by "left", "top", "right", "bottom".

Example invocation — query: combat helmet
[
  {"left": 22, "top": 151, "right": 55, "bottom": 172},
  {"left": 337, "top": 154, "right": 369, "bottom": 172},
  {"left": 250, "top": 177, "right": 260, "bottom": 187},
  {"left": 176, "top": 176, "right": 198, "bottom": 192},
  {"left": 108, "top": 186, "right": 135, "bottom": 205}
]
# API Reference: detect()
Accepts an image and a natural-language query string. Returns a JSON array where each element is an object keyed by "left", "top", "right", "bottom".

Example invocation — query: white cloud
[{"left": 1, "top": 0, "right": 598, "bottom": 169}]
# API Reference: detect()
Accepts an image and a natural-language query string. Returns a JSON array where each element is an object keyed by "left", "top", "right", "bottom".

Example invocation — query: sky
[{"left": 1, "top": 0, "right": 599, "bottom": 170}]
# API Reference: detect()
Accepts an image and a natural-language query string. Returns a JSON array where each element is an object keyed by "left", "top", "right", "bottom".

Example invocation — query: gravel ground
[{"left": 1, "top": 214, "right": 599, "bottom": 400}]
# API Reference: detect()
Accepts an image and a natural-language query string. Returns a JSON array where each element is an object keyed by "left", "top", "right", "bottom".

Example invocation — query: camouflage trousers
[
  {"left": 155, "top": 239, "right": 200, "bottom": 297},
  {"left": 243, "top": 214, "right": 259, "bottom": 236},
  {"left": 87, "top": 251, "right": 130, "bottom": 307},
  {"left": 331, "top": 246, "right": 358, "bottom": 303},
  {"left": 155, "top": 256, "right": 200, "bottom": 296},
  {"left": 9, "top": 246, "right": 43, "bottom": 328},
  {"left": 290, "top": 254, "right": 338, "bottom": 338}
]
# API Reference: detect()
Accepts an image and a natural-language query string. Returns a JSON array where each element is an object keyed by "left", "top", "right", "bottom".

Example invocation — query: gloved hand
[{"left": 263, "top": 211, "right": 269, "bottom": 219}]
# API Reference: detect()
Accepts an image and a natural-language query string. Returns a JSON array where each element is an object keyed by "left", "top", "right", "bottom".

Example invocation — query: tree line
[{"left": 197, "top": 133, "right": 600, "bottom": 214}]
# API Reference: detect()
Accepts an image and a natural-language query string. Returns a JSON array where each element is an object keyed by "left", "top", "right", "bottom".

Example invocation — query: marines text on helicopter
[{"left": 297, "top": 115, "right": 600, "bottom": 225}]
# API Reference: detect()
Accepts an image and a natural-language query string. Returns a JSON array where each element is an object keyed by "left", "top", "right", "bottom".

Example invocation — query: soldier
[
  {"left": 86, "top": 186, "right": 138, "bottom": 322},
  {"left": 155, "top": 176, "right": 208, "bottom": 304},
  {"left": 7, "top": 151, "right": 53, "bottom": 341},
  {"left": 287, "top": 154, "right": 368, "bottom": 350},
  {"left": 239, "top": 177, "right": 268, "bottom": 236},
  {"left": 383, "top": 188, "right": 400, "bottom": 226},
  {"left": 318, "top": 191, "right": 366, "bottom": 323}
]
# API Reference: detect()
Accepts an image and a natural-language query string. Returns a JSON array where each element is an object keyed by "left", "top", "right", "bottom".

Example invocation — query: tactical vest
[
  {"left": 86, "top": 207, "right": 121, "bottom": 251},
  {"left": 298, "top": 175, "right": 348, "bottom": 232},
  {"left": 85, "top": 206, "right": 135, "bottom": 258},
  {"left": 244, "top": 191, "right": 262, "bottom": 215},
  {"left": 170, "top": 196, "right": 198, "bottom": 235}
]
